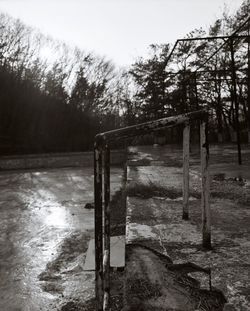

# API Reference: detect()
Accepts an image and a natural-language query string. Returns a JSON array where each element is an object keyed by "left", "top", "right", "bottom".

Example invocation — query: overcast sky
[{"left": 0, "top": 0, "right": 244, "bottom": 66}]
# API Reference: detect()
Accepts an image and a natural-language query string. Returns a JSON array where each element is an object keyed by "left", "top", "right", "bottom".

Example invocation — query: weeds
[{"left": 126, "top": 181, "right": 200, "bottom": 200}]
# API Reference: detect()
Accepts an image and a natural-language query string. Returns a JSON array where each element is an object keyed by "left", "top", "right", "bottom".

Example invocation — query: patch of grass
[
  {"left": 163, "top": 156, "right": 183, "bottom": 168},
  {"left": 110, "top": 190, "right": 126, "bottom": 236},
  {"left": 126, "top": 181, "right": 182, "bottom": 199},
  {"left": 60, "top": 299, "right": 95, "bottom": 311},
  {"left": 211, "top": 180, "right": 250, "bottom": 205},
  {"left": 213, "top": 174, "right": 246, "bottom": 186},
  {"left": 126, "top": 181, "right": 200, "bottom": 200},
  {"left": 128, "top": 158, "right": 151, "bottom": 166}
]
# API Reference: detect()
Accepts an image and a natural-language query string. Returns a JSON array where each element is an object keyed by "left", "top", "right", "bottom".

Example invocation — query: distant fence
[{"left": 0, "top": 150, "right": 126, "bottom": 170}]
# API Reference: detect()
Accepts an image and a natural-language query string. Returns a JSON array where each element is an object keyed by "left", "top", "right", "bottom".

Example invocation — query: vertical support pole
[
  {"left": 94, "top": 142, "right": 103, "bottom": 311},
  {"left": 200, "top": 120, "right": 211, "bottom": 249},
  {"left": 122, "top": 145, "right": 128, "bottom": 245},
  {"left": 183, "top": 122, "right": 190, "bottom": 220},
  {"left": 103, "top": 144, "right": 110, "bottom": 311},
  {"left": 230, "top": 38, "right": 242, "bottom": 165}
]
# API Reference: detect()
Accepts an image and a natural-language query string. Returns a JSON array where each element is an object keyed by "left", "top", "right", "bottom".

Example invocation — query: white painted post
[
  {"left": 200, "top": 121, "right": 211, "bottom": 249},
  {"left": 183, "top": 123, "right": 190, "bottom": 220}
]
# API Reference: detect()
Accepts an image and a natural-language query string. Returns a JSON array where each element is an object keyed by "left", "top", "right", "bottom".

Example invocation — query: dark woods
[
  {"left": 0, "top": 1, "right": 249, "bottom": 155},
  {"left": 0, "top": 14, "right": 121, "bottom": 155}
]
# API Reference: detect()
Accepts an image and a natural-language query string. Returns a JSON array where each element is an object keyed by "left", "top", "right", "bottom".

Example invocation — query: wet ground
[
  {"left": 1, "top": 144, "right": 250, "bottom": 311},
  {"left": 125, "top": 143, "right": 250, "bottom": 310},
  {"left": 0, "top": 167, "right": 123, "bottom": 311}
]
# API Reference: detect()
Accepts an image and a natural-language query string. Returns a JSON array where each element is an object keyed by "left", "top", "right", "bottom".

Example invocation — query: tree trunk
[{"left": 247, "top": 25, "right": 250, "bottom": 142}]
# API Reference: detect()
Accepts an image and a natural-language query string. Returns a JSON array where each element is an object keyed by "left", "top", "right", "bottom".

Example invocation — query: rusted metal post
[
  {"left": 200, "top": 121, "right": 211, "bottom": 249},
  {"left": 97, "top": 110, "right": 207, "bottom": 143},
  {"left": 183, "top": 122, "right": 190, "bottom": 220},
  {"left": 93, "top": 110, "right": 209, "bottom": 308},
  {"left": 94, "top": 142, "right": 103, "bottom": 310},
  {"left": 103, "top": 144, "right": 110, "bottom": 311}
]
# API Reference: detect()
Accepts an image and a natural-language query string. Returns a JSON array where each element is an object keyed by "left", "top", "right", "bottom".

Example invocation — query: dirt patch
[
  {"left": 127, "top": 277, "right": 162, "bottom": 301},
  {"left": 123, "top": 244, "right": 226, "bottom": 311},
  {"left": 39, "top": 230, "right": 92, "bottom": 294},
  {"left": 58, "top": 270, "right": 125, "bottom": 311}
]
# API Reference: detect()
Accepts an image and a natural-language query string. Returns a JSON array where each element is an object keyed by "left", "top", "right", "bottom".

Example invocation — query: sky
[{"left": 0, "top": 0, "right": 244, "bottom": 67}]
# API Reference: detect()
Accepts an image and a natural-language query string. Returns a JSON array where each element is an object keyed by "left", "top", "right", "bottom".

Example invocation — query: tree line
[
  {"left": 0, "top": 1, "right": 249, "bottom": 155},
  {"left": 0, "top": 13, "right": 127, "bottom": 154},
  {"left": 127, "top": 0, "right": 250, "bottom": 143}
]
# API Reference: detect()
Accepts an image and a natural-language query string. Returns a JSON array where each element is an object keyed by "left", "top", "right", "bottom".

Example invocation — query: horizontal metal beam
[
  {"left": 95, "top": 110, "right": 207, "bottom": 146},
  {"left": 164, "top": 16, "right": 250, "bottom": 72},
  {"left": 177, "top": 34, "right": 250, "bottom": 42},
  {"left": 195, "top": 17, "right": 250, "bottom": 73}
]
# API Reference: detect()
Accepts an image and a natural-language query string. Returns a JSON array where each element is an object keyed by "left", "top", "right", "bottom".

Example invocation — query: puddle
[{"left": 0, "top": 167, "right": 123, "bottom": 310}]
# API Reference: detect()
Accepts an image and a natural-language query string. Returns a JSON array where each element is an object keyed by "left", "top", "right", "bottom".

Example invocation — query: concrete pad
[
  {"left": 84, "top": 235, "right": 125, "bottom": 270},
  {"left": 0, "top": 167, "right": 123, "bottom": 311},
  {"left": 126, "top": 145, "right": 250, "bottom": 310}
]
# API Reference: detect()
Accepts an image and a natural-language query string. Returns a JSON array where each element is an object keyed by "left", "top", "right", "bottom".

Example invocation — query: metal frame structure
[
  {"left": 163, "top": 16, "right": 250, "bottom": 165},
  {"left": 94, "top": 109, "right": 210, "bottom": 311}
]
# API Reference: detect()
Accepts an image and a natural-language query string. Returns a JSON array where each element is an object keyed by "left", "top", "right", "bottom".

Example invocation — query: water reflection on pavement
[{"left": 0, "top": 167, "right": 122, "bottom": 311}]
